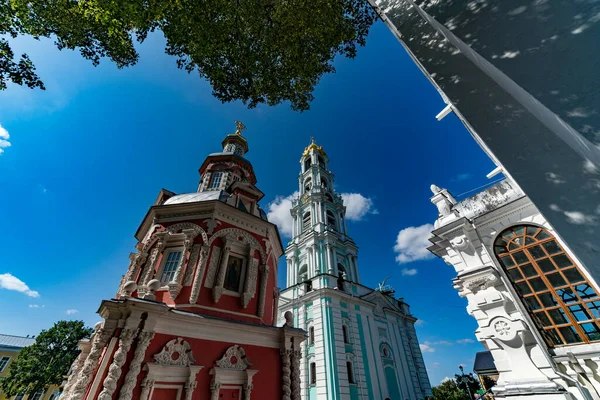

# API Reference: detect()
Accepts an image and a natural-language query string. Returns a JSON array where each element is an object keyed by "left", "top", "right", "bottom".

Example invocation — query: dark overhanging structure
[{"left": 370, "top": 0, "right": 600, "bottom": 278}]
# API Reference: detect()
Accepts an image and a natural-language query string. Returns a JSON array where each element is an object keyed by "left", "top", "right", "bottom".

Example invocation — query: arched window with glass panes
[{"left": 494, "top": 225, "right": 600, "bottom": 347}]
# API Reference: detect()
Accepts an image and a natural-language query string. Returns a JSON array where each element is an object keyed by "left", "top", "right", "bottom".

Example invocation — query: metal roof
[
  {"left": 163, "top": 191, "right": 225, "bottom": 205},
  {"left": 0, "top": 333, "right": 35, "bottom": 349},
  {"left": 473, "top": 351, "right": 497, "bottom": 374}
]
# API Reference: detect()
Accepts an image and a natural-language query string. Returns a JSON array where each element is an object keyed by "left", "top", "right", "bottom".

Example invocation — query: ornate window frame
[
  {"left": 158, "top": 247, "right": 184, "bottom": 287},
  {"left": 140, "top": 338, "right": 203, "bottom": 400},
  {"left": 493, "top": 224, "right": 600, "bottom": 347},
  {"left": 222, "top": 252, "right": 248, "bottom": 298},
  {"left": 210, "top": 345, "right": 258, "bottom": 400}
]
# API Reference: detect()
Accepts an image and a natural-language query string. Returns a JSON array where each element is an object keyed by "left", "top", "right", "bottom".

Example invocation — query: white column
[
  {"left": 313, "top": 246, "right": 319, "bottom": 274},
  {"left": 118, "top": 330, "right": 155, "bottom": 400},
  {"left": 97, "top": 329, "right": 137, "bottom": 400},
  {"left": 353, "top": 255, "right": 360, "bottom": 283},
  {"left": 326, "top": 244, "right": 334, "bottom": 274},
  {"left": 332, "top": 251, "right": 338, "bottom": 277}
]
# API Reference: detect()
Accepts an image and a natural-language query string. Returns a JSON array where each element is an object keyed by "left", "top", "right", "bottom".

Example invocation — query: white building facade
[
  {"left": 278, "top": 139, "right": 432, "bottom": 400},
  {"left": 428, "top": 174, "right": 600, "bottom": 399}
]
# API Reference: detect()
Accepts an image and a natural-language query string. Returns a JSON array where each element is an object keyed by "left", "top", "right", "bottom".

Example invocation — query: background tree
[
  {"left": 1, "top": 0, "right": 377, "bottom": 111},
  {"left": 0, "top": 320, "right": 93, "bottom": 397},
  {"left": 432, "top": 379, "right": 470, "bottom": 400}
]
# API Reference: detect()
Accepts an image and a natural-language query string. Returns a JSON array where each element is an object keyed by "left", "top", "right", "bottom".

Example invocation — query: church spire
[{"left": 285, "top": 139, "right": 360, "bottom": 288}]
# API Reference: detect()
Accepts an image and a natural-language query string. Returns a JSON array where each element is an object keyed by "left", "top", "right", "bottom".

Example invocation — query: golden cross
[
  {"left": 310, "top": 136, "right": 315, "bottom": 144},
  {"left": 235, "top": 120, "right": 247, "bottom": 136}
]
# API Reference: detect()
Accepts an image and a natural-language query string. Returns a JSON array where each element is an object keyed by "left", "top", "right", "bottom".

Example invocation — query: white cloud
[
  {"left": 420, "top": 342, "right": 435, "bottom": 353},
  {"left": 415, "top": 319, "right": 425, "bottom": 327},
  {"left": 0, "top": 124, "right": 11, "bottom": 154},
  {"left": 452, "top": 173, "right": 472, "bottom": 182},
  {"left": 266, "top": 191, "right": 299, "bottom": 238},
  {"left": 456, "top": 338, "right": 475, "bottom": 344},
  {"left": 432, "top": 362, "right": 441, "bottom": 368},
  {"left": 266, "top": 191, "right": 377, "bottom": 238},
  {"left": 29, "top": 304, "right": 39, "bottom": 308},
  {"left": 401, "top": 268, "right": 418, "bottom": 276},
  {"left": 394, "top": 224, "right": 435, "bottom": 264},
  {"left": 441, "top": 376, "right": 454, "bottom": 384},
  {"left": 66, "top": 309, "right": 79, "bottom": 315},
  {"left": 340, "top": 193, "right": 378, "bottom": 221},
  {"left": 0, "top": 273, "right": 40, "bottom": 297}
]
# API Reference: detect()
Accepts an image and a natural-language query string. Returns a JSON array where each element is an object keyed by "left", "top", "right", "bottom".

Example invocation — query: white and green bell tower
[{"left": 286, "top": 137, "right": 360, "bottom": 286}]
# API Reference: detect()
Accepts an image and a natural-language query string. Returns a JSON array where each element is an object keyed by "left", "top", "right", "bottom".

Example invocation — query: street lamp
[{"left": 456, "top": 365, "right": 477, "bottom": 399}]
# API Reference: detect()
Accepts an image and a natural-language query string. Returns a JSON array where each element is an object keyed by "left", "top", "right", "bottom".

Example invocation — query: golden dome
[{"left": 302, "top": 137, "right": 326, "bottom": 157}]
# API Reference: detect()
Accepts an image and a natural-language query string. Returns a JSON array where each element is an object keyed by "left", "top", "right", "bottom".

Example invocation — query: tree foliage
[
  {"left": 0, "top": 320, "right": 93, "bottom": 397},
  {"left": 432, "top": 379, "right": 470, "bottom": 400},
  {"left": 1, "top": 0, "right": 377, "bottom": 111}
]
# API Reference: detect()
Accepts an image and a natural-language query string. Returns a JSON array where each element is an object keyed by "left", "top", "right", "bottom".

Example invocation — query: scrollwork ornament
[
  {"left": 215, "top": 345, "right": 251, "bottom": 370},
  {"left": 465, "top": 274, "right": 498, "bottom": 294},
  {"left": 140, "top": 376, "right": 155, "bottom": 400},
  {"left": 281, "top": 349, "right": 292, "bottom": 400},
  {"left": 154, "top": 337, "right": 196, "bottom": 366}
]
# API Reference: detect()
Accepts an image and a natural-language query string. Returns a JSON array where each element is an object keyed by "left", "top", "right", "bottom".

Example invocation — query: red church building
[{"left": 61, "top": 122, "right": 305, "bottom": 400}]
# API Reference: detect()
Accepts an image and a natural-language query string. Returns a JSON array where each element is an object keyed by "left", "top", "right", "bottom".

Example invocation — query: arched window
[
  {"left": 318, "top": 156, "right": 326, "bottom": 169},
  {"left": 326, "top": 210, "right": 336, "bottom": 229},
  {"left": 495, "top": 225, "right": 600, "bottom": 347},
  {"left": 299, "top": 264, "right": 308, "bottom": 282},
  {"left": 342, "top": 325, "right": 350, "bottom": 344},
  {"left": 338, "top": 263, "right": 347, "bottom": 279},
  {"left": 304, "top": 157, "right": 311, "bottom": 172},
  {"left": 346, "top": 361, "right": 355, "bottom": 384},
  {"left": 302, "top": 212, "right": 311, "bottom": 232},
  {"left": 381, "top": 343, "right": 393, "bottom": 359},
  {"left": 304, "top": 177, "right": 312, "bottom": 193}
]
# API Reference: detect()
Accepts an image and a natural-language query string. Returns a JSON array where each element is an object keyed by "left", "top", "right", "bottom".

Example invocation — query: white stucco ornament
[
  {"left": 154, "top": 338, "right": 196, "bottom": 366},
  {"left": 215, "top": 345, "right": 251, "bottom": 370},
  {"left": 490, "top": 317, "right": 518, "bottom": 342}
]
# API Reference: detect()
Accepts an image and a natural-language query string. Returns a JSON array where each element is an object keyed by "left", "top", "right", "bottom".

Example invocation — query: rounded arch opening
[
  {"left": 304, "top": 177, "right": 312, "bottom": 193},
  {"left": 299, "top": 264, "right": 308, "bottom": 282},
  {"left": 304, "top": 157, "right": 311, "bottom": 172},
  {"left": 338, "top": 263, "right": 347, "bottom": 279},
  {"left": 494, "top": 224, "right": 600, "bottom": 347},
  {"left": 326, "top": 210, "right": 336, "bottom": 229}
]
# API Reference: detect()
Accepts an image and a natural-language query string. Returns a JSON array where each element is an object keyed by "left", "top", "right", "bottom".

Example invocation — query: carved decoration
[
  {"left": 210, "top": 379, "right": 221, "bottom": 400},
  {"left": 241, "top": 258, "right": 259, "bottom": 308},
  {"left": 464, "top": 274, "right": 498, "bottom": 295},
  {"left": 208, "top": 227, "right": 266, "bottom": 264},
  {"left": 184, "top": 244, "right": 201, "bottom": 286},
  {"left": 257, "top": 264, "right": 270, "bottom": 318},
  {"left": 281, "top": 349, "right": 292, "bottom": 400},
  {"left": 68, "top": 326, "right": 114, "bottom": 400},
  {"left": 118, "top": 331, "right": 155, "bottom": 400},
  {"left": 204, "top": 246, "right": 221, "bottom": 289},
  {"left": 98, "top": 329, "right": 137, "bottom": 400},
  {"left": 154, "top": 338, "right": 195, "bottom": 366},
  {"left": 139, "top": 376, "right": 155, "bottom": 400},
  {"left": 213, "top": 246, "right": 231, "bottom": 303},
  {"left": 291, "top": 350, "right": 301, "bottom": 400},
  {"left": 204, "top": 217, "right": 220, "bottom": 235},
  {"left": 494, "top": 320, "right": 511, "bottom": 337},
  {"left": 61, "top": 341, "right": 91, "bottom": 399},
  {"left": 190, "top": 245, "right": 210, "bottom": 303},
  {"left": 215, "top": 345, "right": 252, "bottom": 370},
  {"left": 165, "top": 222, "right": 208, "bottom": 244}
]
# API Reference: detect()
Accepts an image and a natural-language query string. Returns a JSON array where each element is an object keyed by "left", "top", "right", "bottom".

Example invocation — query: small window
[
  {"left": 343, "top": 325, "right": 350, "bottom": 344},
  {"left": 48, "top": 391, "right": 59, "bottom": 400},
  {"left": 309, "top": 326, "right": 315, "bottom": 345},
  {"left": 310, "top": 362, "right": 317, "bottom": 385},
  {"left": 30, "top": 392, "right": 44, "bottom": 400},
  {"left": 208, "top": 172, "right": 223, "bottom": 189},
  {"left": 304, "top": 158, "right": 311, "bottom": 172},
  {"left": 338, "top": 263, "right": 347, "bottom": 280},
  {"left": 346, "top": 362, "right": 355, "bottom": 384},
  {"left": 304, "top": 178, "right": 312, "bottom": 193},
  {"left": 159, "top": 249, "right": 182, "bottom": 285},
  {"left": 0, "top": 356, "right": 10, "bottom": 372},
  {"left": 299, "top": 264, "right": 308, "bottom": 282},
  {"left": 224, "top": 256, "right": 244, "bottom": 292},
  {"left": 318, "top": 156, "right": 326, "bottom": 169},
  {"left": 303, "top": 212, "right": 311, "bottom": 232},
  {"left": 326, "top": 210, "right": 336, "bottom": 229},
  {"left": 14, "top": 394, "right": 25, "bottom": 400}
]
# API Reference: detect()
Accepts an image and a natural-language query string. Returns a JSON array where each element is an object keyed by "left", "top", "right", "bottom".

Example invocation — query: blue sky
[{"left": 0, "top": 21, "right": 497, "bottom": 385}]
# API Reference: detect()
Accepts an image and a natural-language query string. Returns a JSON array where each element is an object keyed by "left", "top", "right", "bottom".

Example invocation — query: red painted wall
[
  {"left": 152, "top": 388, "right": 179, "bottom": 400},
  {"left": 127, "top": 332, "right": 282, "bottom": 400}
]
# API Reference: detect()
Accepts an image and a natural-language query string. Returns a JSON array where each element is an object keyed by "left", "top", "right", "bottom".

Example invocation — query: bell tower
[{"left": 286, "top": 138, "right": 360, "bottom": 287}]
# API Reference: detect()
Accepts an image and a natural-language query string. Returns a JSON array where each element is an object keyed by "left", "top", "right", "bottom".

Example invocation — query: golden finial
[
  {"left": 310, "top": 136, "right": 315, "bottom": 144},
  {"left": 302, "top": 136, "right": 326, "bottom": 157},
  {"left": 235, "top": 120, "right": 246, "bottom": 136}
]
